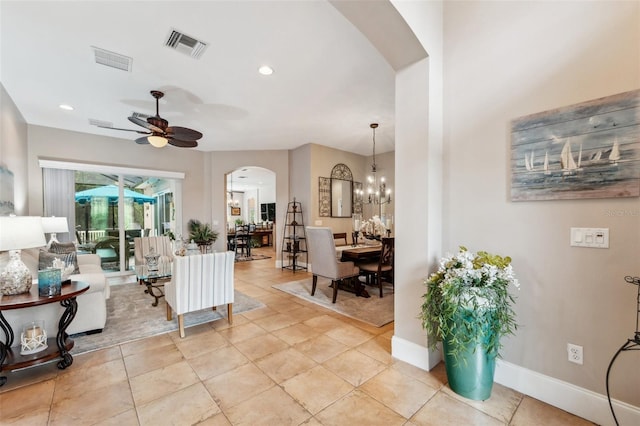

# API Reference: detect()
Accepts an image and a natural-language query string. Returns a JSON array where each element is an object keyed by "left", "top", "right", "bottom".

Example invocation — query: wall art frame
[
  {"left": 510, "top": 89, "right": 640, "bottom": 201},
  {"left": 0, "top": 166, "right": 15, "bottom": 215}
]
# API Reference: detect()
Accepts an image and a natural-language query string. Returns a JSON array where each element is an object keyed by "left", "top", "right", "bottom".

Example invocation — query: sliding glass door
[{"left": 42, "top": 161, "right": 183, "bottom": 275}]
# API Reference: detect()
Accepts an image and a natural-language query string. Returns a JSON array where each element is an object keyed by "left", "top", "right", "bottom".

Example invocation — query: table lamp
[
  {"left": 42, "top": 216, "right": 69, "bottom": 248},
  {"left": 0, "top": 216, "right": 46, "bottom": 295}
]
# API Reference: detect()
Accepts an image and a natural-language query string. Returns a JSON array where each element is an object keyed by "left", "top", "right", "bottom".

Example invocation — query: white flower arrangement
[
  {"left": 421, "top": 246, "right": 519, "bottom": 361},
  {"left": 359, "top": 215, "right": 387, "bottom": 237}
]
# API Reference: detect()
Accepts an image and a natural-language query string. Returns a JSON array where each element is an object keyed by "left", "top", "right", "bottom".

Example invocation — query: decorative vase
[
  {"left": 443, "top": 308, "right": 498, "bottom": 401},
  {"left": 38, "top": 268, "right": 62, "bottom": 297},
  {"left": 0, "top": 251, "right": 33, "bottom": 295}
]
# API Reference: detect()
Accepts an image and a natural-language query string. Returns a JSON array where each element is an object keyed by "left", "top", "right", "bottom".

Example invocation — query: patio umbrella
[{"left": 75, "top": 185, "right": 156, "bottom": 205}]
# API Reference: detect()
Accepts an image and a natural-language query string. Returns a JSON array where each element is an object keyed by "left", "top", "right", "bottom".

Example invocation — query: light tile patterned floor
[{"left": 0, "top": 247, "right": 595, "bottom": 425}]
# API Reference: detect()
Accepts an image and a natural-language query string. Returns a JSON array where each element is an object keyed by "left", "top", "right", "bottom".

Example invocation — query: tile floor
[{"left": 0, "top": 247, "right": 595, "bottom": 425}]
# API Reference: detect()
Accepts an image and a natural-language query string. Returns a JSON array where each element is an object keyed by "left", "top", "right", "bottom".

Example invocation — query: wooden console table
[{"left": 0, "top": 281, "right": 89, "bottom": 386}]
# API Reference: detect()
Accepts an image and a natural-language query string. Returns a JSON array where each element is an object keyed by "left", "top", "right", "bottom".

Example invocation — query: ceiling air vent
[
  {"left": 92, "top": 46, "right": 132, "bottom": 72},
  {"left": 165, "top": 29, "right": 208, "bottom": 59},
  {"left": 89, "top": 118, "right": 113, "bottom": 128}
]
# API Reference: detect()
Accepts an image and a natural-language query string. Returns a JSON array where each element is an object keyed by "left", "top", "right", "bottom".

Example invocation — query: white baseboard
[
  {"left": 391, "top": 335, "right": 441, "bottom": 371},
  {"left": 391, "top": 336, "right": 640, "bottom": 426},
  {"left": 495, "top": 359, "right": 640, "bottom": 426}
]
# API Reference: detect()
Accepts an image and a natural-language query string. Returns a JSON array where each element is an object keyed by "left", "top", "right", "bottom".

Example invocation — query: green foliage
[
  {"left": 187, "top": 219, "right": 218, "bottom": 245},
  {"left": 420, "top": 246, "right": 519, "bottom": 364}
]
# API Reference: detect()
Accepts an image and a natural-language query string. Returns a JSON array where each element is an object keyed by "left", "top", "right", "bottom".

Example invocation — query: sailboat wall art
[{"left": 510, "top": 89, "right": 640, "bottom": 201}]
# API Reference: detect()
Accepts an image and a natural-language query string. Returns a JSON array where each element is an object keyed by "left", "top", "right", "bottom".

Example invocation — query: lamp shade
[
  {"left": 0, "top": 216, "right": 47, "bottom": 251},
  {"left": 41, "top": 216, "right": 69, "bottom": 234}
]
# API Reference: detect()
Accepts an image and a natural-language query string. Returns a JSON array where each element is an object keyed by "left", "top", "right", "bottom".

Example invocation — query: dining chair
[
  {"left": 333, "top": 232, "right": 349, "bottom": 246},
  {"left": 358, "top": 237, "right": 394, "bottom": 297},
  {"left": 306, "top": 226, "right": 360, "bottom": 303},
  {"left": 233, "top": 225, "right": 250, "bottom": 258}
]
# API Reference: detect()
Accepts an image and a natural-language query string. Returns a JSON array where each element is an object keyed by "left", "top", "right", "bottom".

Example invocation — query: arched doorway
[{"left": 225, "top": 166, "right": 277, "bottom": 256}]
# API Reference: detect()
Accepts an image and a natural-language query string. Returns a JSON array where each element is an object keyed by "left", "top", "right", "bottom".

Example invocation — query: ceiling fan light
[{"left": 148, "top": 135, "right": 168, "bottom": 148}]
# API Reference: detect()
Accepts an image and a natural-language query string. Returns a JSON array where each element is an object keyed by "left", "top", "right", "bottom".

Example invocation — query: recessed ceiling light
[
  {"left": 59, "top": 104, "right": 74, "bottom": 111},
  {"left": 258, "top": 65, "right": 274, "bottom": 76}
]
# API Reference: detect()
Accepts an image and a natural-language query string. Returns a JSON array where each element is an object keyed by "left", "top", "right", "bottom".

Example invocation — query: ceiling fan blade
[
  {"left": 166, "top": 126, "right": 203, "bottom": 141},
  {"left": 128, "top": 115, "right": 164, "bottom": 133},
  {"left": 134, "top": 136, "right": 150, "bottom": 145},
  {"left": 98, "top": 125, "right": 150, "bottom": 135},
  {"left": 168, "top": 138, "right": 198, "bottom": 148}
]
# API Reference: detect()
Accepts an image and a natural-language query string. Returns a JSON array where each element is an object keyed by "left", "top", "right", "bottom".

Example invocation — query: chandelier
[
  {"left": 227, "top": 174, "right": 240, "bottom": 207},
  {"left": 358, "top": 123, "right": 391, "bottom": 207}
]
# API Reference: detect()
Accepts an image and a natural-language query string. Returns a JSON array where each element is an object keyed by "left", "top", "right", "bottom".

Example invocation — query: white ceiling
[{"left": 0, "top": 0, "right": 396, "bottom": 155}]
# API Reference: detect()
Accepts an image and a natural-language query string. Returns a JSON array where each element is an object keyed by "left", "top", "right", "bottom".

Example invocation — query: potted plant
[
  {"left": 420, "top": 246, "right": 519, "bottom": 400},
  {"left": 187, "top": 219, "right": 219, "bottom": 252}
]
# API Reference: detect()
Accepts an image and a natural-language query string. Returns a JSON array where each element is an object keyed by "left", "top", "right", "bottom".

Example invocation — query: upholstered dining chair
[
  {"left": 165, "top": 252, "right": 235, "bottom": 338},
  {"left": 358, "top": 237, "right": 394, "bottom": 297},
  {"left": 306, "top": 226, "right": 360, "bottom": 303}
]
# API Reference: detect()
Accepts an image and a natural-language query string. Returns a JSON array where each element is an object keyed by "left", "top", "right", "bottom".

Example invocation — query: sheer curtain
[{"left": 42, "top": 168, "right": 76, "bottom": 243}]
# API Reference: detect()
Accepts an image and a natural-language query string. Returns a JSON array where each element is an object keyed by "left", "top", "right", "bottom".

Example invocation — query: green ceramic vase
[{"left": 442, "top": 309, "right": 498, "bottom": 401}]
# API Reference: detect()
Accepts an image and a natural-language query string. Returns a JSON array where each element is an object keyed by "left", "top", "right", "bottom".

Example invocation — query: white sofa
[{"left": 0, "top": 247, "right": 109, "bottom": 337}]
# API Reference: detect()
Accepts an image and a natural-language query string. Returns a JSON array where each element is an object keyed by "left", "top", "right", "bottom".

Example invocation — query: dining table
[
  {"left": 333, "top": 243, "right": 383, "bottom": 299},
  {"left": 336, "top": 243, "right": 382, "bottom": 262}
]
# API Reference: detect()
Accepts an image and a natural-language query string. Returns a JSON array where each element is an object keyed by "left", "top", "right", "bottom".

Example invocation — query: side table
[
  {"left": 0, "top": 281, "right": 90, "bottom": 386},
  {"left": 136, "top": 263, "right": 172, "bottom": 307}
]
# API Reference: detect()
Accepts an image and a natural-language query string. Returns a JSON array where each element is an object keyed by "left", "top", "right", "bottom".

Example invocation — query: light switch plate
[{"left": 570, "top": 227, "right": 609, "bottom": 248}]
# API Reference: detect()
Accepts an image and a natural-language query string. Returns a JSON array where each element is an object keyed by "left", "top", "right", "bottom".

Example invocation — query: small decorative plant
[
  {"left": 420, "top": 246, "right": 519, "bottom": 363},
  {"left": 187, "top": 219, "right": 218, "bottom": 246}
]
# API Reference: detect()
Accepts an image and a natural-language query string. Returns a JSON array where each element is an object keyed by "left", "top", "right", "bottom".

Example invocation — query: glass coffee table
[{"left": 135, "top": 263, "right": 172, "bottom": 306}]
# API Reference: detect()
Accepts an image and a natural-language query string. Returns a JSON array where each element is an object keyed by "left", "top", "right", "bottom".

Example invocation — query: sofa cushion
[{"left": 38, "top": 250, "right": 78, "bottom": 280}]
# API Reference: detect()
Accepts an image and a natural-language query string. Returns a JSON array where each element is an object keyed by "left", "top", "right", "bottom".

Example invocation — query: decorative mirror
[
  {"left": 319, "top": 163, "right": 361, "bottom": 218},
  {"left": 330, "top": 164, "right": 352, "bottom": 218}
]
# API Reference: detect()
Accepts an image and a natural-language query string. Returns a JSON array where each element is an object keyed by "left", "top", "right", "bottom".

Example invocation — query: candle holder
[
  {"left": 352, "top": 213, "right": 362, "bottom": 246},
  {"left": 38, "top": 268, "right": 61, "bottom": 297},
  {"left": 352, "top": 231, "right": 360, "bottom": 247},
  {"left": 20, "top": 320, "right": 48, "bottom": 355}
]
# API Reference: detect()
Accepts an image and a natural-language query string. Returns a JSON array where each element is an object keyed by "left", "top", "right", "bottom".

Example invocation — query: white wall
[
  {"left": 443, "top": 0, "right": 639, "bottom": 407},
  {"left": 391, "top": 0, "right": 444, "bottom": 371},
  {"left": 0, "top": 83, "right": 28, "bottom": 214}
]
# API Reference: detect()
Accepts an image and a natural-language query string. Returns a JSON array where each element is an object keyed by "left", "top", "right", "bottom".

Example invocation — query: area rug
[
  {"left": 272, "top": 278, "right": 394, "bottom": 327},
  {"left": 235, "top": 254, "right": 272, "bottom": 262},
  {"left": 70, "top": 283, "right": 265, "bottom": 355}
]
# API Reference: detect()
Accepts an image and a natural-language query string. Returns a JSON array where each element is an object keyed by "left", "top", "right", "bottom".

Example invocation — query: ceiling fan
[{"left": 100, "top": 90, "right": 203, "bottom": 148}]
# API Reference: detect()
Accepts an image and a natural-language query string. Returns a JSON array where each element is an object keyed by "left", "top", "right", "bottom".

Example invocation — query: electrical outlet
[{"left": 567, "top": 343, "right": 583, "bottom": 365}]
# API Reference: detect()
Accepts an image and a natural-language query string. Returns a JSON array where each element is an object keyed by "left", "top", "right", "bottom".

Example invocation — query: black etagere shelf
[{"left": 281, "top": 199, "right": 307, "bottom": 272}]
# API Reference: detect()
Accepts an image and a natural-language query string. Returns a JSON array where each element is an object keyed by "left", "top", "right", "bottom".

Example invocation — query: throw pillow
[
  {"left": 39, "top": 250, "right": 79, "bottom": 277},
  {"left": 49, "top": 241, "right": 77, "bottom": 254}
]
